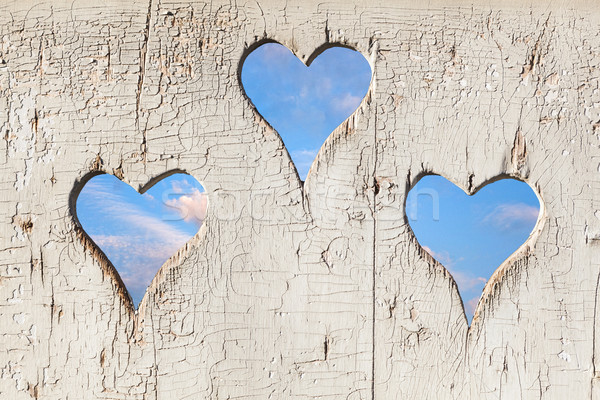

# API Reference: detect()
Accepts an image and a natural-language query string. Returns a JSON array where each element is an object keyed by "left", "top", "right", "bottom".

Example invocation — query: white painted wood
[{"left": 0, "top": 1, "right": 598, "bottom": 398}]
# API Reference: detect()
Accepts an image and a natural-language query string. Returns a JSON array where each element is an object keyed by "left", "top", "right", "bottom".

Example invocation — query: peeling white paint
[
  {"left": 0, "top": 1, "right": 598, "bottom": 399},
  {"left": 12, "top": 313, "right": 25, "bottom": 325}
]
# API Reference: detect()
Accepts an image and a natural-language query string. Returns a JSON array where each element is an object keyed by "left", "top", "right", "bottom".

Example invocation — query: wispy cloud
[
  {"left": 123, "top": 213, "right": 192, "bottom": 243},
  {"left": 422, "top": 246, "right": 486, "bottom": 292},
  {"left": 242, "top": 43, "right": 370, "bottom": 182},
  {"left": 422, "top": 246, "right": 453, "bottom": 266},
  {"left": 290, "top": 148, "right": 320, "bottom": 179},
  {"left": 92, "top": 233, "right": 182, "bottom": 298},
  {"left": 483, "top": 202, "right": 539, "bottom": 231},
  {"left": 333, "top": 92, "right": 362, "bottom": 115},
  {"left": 291, "top": 148, "right": 319, "bottom": 159},
  {"left": 260, "top": 43, "right": 293, "bottom": 62},
  {"left": 92, "top": 234, "right": 183, "bottom": 266},
  {"left": 313, "top": 77, "right": 333, "bottom": 99},
  {"left": 449, "top": 269, "right": 487, "bottom": 292},
  {"left": 168, "top": 178, "right": 193, "bottom": 193},
  {"left": 81, "top": 179, "right": 192, "bottom": 242}
]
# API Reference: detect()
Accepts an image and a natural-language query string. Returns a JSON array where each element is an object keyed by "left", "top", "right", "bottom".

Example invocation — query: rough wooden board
[{"left": 0, "top": 0, "right": 598, "bottom": 399}]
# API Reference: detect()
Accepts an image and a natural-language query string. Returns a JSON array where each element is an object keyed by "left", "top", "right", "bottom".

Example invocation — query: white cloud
[
  {"left": 92, "top": 234, "right": 132, "bottom": 251},
  {"left": 164, "top": 188, "right": 208, "bottom": 227},
  {"left": 79, "top": 179, "right": 129, "bottom": 204},
  {"left": 483, "top": 202, "right": 539, "bottom": 231},
  {"left": 92, "top": 234, "right": 182, "bottom": 262},
  {"left": 91, "top": 229, "right": 190, "bottom": 299}
]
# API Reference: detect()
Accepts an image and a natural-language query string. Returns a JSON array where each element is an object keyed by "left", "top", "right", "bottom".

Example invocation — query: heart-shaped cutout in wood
[
  {"left": 241, "top": 42, "right": 372, "bottom": 180},
  {"left": 74, "top": 171, "right": 207, "bottom": 308},
  {"left": 406, "top": 175, "right": 542, "bottom": 323}
]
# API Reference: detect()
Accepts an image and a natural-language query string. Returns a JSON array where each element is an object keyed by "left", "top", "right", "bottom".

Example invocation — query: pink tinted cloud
[
  {"left": 465, "top": 296, "right": 480, "bottom": 317},
  {"left": 165, "top": 188, "right": 208, "bottom": 227},
  {"left": 448, "top": 269, "right": 487, "bottom": 292},
  {"left": 422, "top": 246, "right": 487, "bottom": 292},
  {"left": 422, "top": 245, "right": 453, "bottom": 266}
]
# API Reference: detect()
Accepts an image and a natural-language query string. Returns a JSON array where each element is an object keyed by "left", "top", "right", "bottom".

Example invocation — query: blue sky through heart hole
[
  {"left": 76, "top": 173, "right": 207, "bottom": 307},
  {"left": 241, "top": 42, "right": 372, "bottom": 180},
  {"left": 76, "top": 43, "right": 541, "bottom": 320},
  {"left": 406, "top": 175, "right": 540, "bottom": 322}
]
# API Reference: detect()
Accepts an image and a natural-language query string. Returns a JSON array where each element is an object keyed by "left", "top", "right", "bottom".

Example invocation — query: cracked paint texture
[{"left": 0, "top": 0, "right": 599, "bottom": 399}]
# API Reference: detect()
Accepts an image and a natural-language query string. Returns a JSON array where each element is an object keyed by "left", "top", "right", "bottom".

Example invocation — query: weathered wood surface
[{"left": 0, "top": 0, "right": 598, "bottom": 398}]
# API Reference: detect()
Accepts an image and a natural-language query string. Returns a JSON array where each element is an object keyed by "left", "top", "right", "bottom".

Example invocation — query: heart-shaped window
[
  {"left": 241, "top": 42, "right": 372, "bottom": 180},
  {"left": 74, "top": 172, "right": 207, "bottom": 307},
  {"left": 406, "top": 175, "right": 542, "bottom": 322}
]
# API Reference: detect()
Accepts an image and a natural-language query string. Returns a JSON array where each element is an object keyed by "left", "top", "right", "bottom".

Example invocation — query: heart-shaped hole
[
  {"left": 74, "top": 171, "right": 207, "bottom": 308},
  {"left": 241, "top": 42, "right": 372, "bottom": 180},
  {"left": 406, "top": 175, "right": 542, "bottom": 323}
]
